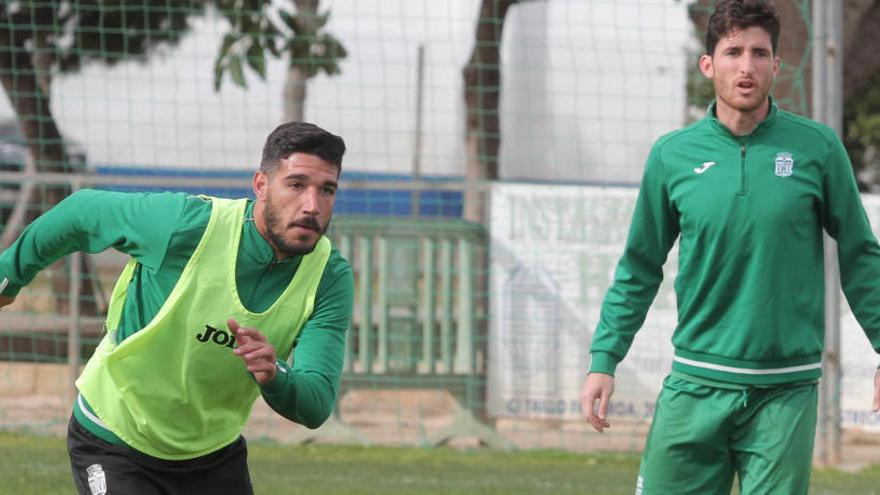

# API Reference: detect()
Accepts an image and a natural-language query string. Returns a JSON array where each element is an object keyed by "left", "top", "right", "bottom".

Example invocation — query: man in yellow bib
[{"left": 0, "top": 122, "right": 354, "bottom": 494}]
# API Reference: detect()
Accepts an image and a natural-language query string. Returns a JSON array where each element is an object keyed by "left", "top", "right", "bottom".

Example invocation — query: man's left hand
[{"left": 229, "top": 318, "right": 277, "bottom": 385}]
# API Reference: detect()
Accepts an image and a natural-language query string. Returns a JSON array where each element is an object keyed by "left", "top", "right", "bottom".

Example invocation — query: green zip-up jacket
[
  {"left": 0, "top": 189, "right": 353, "bottom": 440},
  {"left": 589, "top": 101, "right": 880, "bottom": 385}
]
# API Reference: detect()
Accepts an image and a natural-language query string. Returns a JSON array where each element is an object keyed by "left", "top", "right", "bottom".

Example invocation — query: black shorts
[{"left": 67, "top": 415, "right": 254, "bottom": 495}]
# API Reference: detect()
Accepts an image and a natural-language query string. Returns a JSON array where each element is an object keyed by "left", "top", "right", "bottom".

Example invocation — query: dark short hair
[
  {"left": 705, "top": 0, "right": 780, "bottom": 56},
  {"left": 260, "top": 121, "right": 346, "bottom": 175}
]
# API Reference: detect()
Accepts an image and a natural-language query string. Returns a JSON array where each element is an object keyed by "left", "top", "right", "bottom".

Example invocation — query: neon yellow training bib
[{"left": 77, "top": 197, "right": 330, "bottom": 460}]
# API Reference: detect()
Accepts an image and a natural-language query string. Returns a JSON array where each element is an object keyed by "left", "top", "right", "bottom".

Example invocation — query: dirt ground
[{"left": 2, "top": 362, "right": 879, "bottom": 470}]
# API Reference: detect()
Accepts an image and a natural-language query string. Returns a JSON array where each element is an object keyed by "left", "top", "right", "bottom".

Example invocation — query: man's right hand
[
  {"left": 580, "top": 372, "right": 615, "bottom": 433},
  {"left": 0, "top": 295, "right": 13, "bottom": 309}
]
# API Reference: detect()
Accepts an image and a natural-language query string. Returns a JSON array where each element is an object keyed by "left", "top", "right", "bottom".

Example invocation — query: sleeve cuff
[
  {"left": 588, "top": 351, "right": 619, "bottom": 376},
  {"left": 259, "top": 360, "right": 290, "bottom": 396},
  {"left": 0, "top": 277, "right": 21, "bottom": 297}
]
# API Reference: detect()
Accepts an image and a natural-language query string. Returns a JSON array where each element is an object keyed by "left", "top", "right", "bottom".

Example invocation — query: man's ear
[
  {"left": 253, "top": 170, "right": 268, "bottom": 200},
  {"left": 698, "top": 54, "right": 714, "bottom": 79}
]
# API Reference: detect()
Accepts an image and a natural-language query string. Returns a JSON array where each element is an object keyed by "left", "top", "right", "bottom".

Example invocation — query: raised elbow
[{"left": 300, "top": 406, "right": 333, "bottom": 429}]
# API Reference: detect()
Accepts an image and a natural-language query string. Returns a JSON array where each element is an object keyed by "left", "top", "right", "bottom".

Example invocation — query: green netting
[{"left": 7, "top": 0, "right": 872, "bottom": 465}]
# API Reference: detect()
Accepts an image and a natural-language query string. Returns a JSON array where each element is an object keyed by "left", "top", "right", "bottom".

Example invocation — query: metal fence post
[{"left": 813, "top": 0, "right": 843, "bottom": 466}]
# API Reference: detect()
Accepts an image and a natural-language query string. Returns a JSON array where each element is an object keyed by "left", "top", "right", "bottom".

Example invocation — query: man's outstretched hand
[{"left": 229, "top": 318, "right": 278, "bottom": 385}]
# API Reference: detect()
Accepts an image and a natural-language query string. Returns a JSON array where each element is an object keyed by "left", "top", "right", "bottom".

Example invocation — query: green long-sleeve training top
[
  {"left": 0, "top": 189, "right": 354, "bottom": 443},
  {"left": 590, "top": 101, "right": 880, "bottom": 386}
]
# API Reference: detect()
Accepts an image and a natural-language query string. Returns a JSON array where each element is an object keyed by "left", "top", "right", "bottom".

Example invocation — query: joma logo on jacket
[{"left": 195, "top": 325, "right": 236, "bottom": 348}]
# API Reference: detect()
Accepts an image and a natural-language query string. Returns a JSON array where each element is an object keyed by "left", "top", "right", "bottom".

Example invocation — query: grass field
[{"left": 4, "top": 431, "right": 880, "bottom": 494}]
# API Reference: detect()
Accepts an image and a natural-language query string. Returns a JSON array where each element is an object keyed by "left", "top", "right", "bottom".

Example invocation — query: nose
[
  {"left": 302, "top": 188, "right": 320, "bottom": 215},
  {"left": 739, "top": 53, "right": 757, "bottom": 75}
]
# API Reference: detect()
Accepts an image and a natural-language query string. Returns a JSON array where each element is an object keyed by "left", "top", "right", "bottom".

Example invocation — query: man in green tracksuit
[
  {"left": 580, "top": 1, "right": 880, "bottom": 494},
  {"left": 0, "top": 121, "right": 353, "bottom": 494}
]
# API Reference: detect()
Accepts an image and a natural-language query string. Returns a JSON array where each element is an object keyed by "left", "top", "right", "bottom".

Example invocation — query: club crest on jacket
[{"left": 775, "top": 152, "right": 794, "bottom": 177}]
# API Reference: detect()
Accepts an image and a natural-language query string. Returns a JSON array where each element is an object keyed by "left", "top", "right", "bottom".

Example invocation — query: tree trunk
[
  {"left": 462, "top": 0, "right": 517, "bottom": 223},
  {"left": 0, "top": 26, "right": 100, "bottom": 317},
  {"left": 283, "top": 0, "right": 320, "bottom": 123},
  {"left": 0, "top": 31, "right": 66, "bottom": 177},
  {"left": 283, "top": 66, "right": 308, "bottom": 122}
]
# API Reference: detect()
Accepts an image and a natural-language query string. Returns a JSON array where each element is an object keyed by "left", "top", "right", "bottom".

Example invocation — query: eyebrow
[
  {"left": 283, "top": 173, "right": 338, "bottom": 189},
  {"left": 721, "top": 45, "right": 771, "bottom": 56}
]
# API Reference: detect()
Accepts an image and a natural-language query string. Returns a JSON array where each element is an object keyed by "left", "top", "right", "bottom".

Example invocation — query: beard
[{"left": 263, "top": 200, "right": 327, "bottom": 257}]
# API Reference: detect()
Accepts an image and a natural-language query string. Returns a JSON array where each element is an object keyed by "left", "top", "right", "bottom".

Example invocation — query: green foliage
[
  {"left": 213, "top": 1, "right": 347, "bottom": 91},
  {"left": 844, "top": 74, "right": 880, "bottom": 190},
  {"left": 0, "top": 1, "right": 207, "bottom": 74}
]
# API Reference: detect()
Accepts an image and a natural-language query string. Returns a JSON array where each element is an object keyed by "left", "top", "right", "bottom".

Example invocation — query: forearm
[
  {"left": 589, "top": 145, "right": 676, "bottom": 375},
  {"left": 838, "top": 234, "right": 880, "bottom": 349},
  {"left": 259, "top": 325, "right": 346, "bottom": 428},
  {"left": 259, "top": 361, "right": 339, "bottom": 428},
  {"left": 0, "top": 190, "right": 103, "bottom": 295},
  {"left": 589, "top": 252, "right": 666, "bottom": 374}
]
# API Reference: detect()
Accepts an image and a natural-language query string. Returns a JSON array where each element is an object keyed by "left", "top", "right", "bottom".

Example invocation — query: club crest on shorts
[
  {"left": 86, "top": 463, "right": 107, "bottom": 495},
  {"left": 774, "top": 152, "right": 794, "bottom": 177}
]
